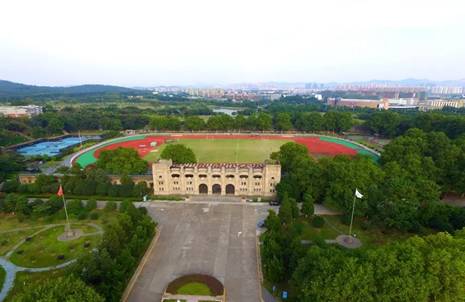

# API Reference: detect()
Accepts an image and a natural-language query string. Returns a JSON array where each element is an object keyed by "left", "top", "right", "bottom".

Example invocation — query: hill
[{"left": 0, "top": 80, "right": 142, "bottom": 99}]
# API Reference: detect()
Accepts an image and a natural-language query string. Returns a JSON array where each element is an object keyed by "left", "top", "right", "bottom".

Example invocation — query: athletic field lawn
[{"left": 144, "top": 138, "right": 290, "bottom": 163}]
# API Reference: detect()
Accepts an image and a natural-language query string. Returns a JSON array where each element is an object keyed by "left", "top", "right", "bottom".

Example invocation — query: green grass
[
  {"left": 144, "top": 138, "right": 289, "bottom": 163},
  {"left": 9, "top": 225, "right": 101, "bottom": 267},
  {"left": 176, "top": 282, "right": 213, "bottom": 296},
  {"left": 0, "top": 266, "right": 5, "bottom": 292},
  {"left": 300, "top": 215, "right": 420, "bottom": 248},
  {"left": 0, "top": 229, "right": 42, "bottom": 256},
  {"left": 4, "top": 270, "right": 66, "bottom": 302}
]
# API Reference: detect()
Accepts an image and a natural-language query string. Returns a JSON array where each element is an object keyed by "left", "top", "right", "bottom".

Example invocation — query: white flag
[{"left": 355, "top": 189, "right": 363, "bottom": 199}]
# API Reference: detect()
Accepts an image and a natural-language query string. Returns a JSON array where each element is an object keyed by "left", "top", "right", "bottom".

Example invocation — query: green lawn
[
  {"left": 144, "top": 138, "right": 289, "bottom": 163},
  {"left": 176, "top": 282, "right": 213, "bottom": 296},
  {"left": 0, "top": 266, "right": 5, "bottom": 292},
  {"left": 0, "top": 229, "right": 42, "bottom": 256},
  {"left": 10, "top": 224, "right": 101, "bottom": 268},
  {"left": 301, "top": 215, "right": 420, "bottom": 248},
  {"left": 5, "top": 270, "right": 66, "bottom": 302}
]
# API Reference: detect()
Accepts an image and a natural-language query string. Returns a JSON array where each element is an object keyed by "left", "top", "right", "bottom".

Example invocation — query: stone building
[
  {"left": 152, "top": 160, "right": 281, "bottom": 197},
  {"left": 18, "top": 160, "right": 282, "bottom": 198}
]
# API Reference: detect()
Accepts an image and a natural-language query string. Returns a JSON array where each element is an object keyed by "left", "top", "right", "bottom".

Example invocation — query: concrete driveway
[{"left": 127, "top": 202, "right": 271, "bottom": 302}]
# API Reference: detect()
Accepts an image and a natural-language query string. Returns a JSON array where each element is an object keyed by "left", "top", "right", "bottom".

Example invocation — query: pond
[{"left": 212, "top": 108, "right": 238, "bottom": 116}]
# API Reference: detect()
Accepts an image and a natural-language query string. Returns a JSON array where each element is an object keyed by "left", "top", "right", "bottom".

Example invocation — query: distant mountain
[{"left": 0, "top": 80, "right": 141, "bottom": 98}]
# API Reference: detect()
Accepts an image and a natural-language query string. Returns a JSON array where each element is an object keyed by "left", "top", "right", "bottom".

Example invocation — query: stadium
[{"left": 72, "top": 133, "right": 379, "bottom": 168}]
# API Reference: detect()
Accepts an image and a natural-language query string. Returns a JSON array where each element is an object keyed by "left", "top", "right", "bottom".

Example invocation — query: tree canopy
[
  {"left": 96, "top": 147, "right": 148, "bottom": 175},
  {"left": 12, "top": 275, "right": 104, "bottom": 302},
  {"left": 160, "top": 144, "right": 197, "bottom": 164}
]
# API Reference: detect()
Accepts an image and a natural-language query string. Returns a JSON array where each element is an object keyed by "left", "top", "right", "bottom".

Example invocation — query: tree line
[
  {"left": 365, "top": 110, "right": 465, "bottom": 139},
  {"left": 3, "top": 167, "right": 151, "bottom": 199},
  {"left": 149, "top": 111, "right": 353, "bottom": 133}
]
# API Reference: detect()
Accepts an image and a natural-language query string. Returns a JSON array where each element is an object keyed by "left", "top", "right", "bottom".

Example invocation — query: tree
[
  {"left": 274, "top": 112, "right": 293, "bottom": 131},
  {"left": 366, "top": 111, "right": 401, "bottom": 137},
  {"left": 295, "top": 112, "right": 324, "bottom": 132},
  {"left": 184, "top": 116, "right": 205, "bottom": 131},
  {"left": 206, "top": 114, "right": 234, "bottom": 131},
  {"left": 96, "top": 147, "right": 148, "bottom": 175},
  {"left": 160, "top": 144, "right": 197, "bottom": 164},
  {"left": 256, "top": 113, "right": 273, "bottom": 131},
  {"left": 324, "top": 112, "right": 353, "bottom": 133},
  {"left": 271, "top": 142, "right": 309, "bottom": 172},
  {"left": 301, "top": 192, "right": 314, "bottom": 217},
  {"left": 12, "top": 275, "right": 104, "bottom": 302}
]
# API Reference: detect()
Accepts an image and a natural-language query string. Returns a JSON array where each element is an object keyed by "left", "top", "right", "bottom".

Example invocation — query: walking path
[{"left": 0, "top": 223, "right": 102, "bottom": 302}]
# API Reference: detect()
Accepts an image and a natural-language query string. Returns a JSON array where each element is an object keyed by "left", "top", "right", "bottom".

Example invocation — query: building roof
[{"left": 171, "top": 162, "right": 266, "bottom": 169}]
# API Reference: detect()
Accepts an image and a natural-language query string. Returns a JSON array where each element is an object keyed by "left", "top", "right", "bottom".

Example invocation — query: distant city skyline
[{"left": 1, "top": 0, "right": 464, "bottom": 87}]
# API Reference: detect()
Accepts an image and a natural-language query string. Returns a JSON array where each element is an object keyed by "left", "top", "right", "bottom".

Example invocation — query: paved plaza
[{"left": 127, "top": 202, "right": 272, "bottom": 302}]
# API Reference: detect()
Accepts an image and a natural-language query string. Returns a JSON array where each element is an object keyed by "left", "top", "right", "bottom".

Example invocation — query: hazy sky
[{"left": 0, "top": 0, "right": 464, "bottom": 86}]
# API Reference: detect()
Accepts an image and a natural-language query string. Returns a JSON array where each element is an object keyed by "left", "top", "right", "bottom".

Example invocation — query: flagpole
[
  {"left": 348, "top": 194, "right": 356, "bottom": 237},
  {"left": 59, "top": 182, "right": 72, "bottom": 236}
]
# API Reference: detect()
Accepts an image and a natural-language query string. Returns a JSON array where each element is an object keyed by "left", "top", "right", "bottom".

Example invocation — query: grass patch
[
  {"left": 0, "top": 229, "right": 42, "bottom": 256},
  {"left": 176, "top": 282, "right": 213, "bottom": 296},
  {"left": 4, "top": 270, "right": 66, "bottom": 302},
  {"left": 144, "top": 138, "right": 289, "bottom": 163},
  {"left": 9, "top": 225, "right": 101, "bottom": 268},
  {"left": 300, "top": 215, "right": 421, "bottom": 248}
]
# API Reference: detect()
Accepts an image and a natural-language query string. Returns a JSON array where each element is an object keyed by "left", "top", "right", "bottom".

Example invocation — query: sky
[{"left": 0, "top": 0, "right": 464, "bottom": 86}]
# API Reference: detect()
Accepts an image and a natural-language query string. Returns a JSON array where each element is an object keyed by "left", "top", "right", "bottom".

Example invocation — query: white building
[
  {"left": 0, "top": 105, "right": 43, "bottom": 118},
  {"left": 422, "top": 99, "right": 465, "bottom": 110}
]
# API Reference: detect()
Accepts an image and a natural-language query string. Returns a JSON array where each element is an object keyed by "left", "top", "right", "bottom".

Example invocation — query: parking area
[{"left": 127, "top": 202, "right": 272, "bottom": 302}]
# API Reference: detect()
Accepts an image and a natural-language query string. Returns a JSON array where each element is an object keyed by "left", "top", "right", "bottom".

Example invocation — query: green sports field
[{"left": 143, "top": 138, "right": 290, "bottom": 163}]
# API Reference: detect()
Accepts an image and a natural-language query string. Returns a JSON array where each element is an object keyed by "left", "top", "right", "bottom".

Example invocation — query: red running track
[{"left": 92, "top": 134, "right": 357, "bottom": 159}]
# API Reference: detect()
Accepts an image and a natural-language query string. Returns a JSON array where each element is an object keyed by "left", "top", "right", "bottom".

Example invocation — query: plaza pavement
[{"left": 127, "top": 202, "right": 272, "bottom": 302}]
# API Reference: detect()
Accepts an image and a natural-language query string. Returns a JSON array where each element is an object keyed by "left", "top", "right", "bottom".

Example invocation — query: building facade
[{"left": 152, "top": 160, "right": 281, "bottom": 197}]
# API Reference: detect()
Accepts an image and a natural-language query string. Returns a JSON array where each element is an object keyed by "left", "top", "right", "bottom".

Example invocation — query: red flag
[{"left": 57, "top": 185, "right": 64, "bottom": 197}]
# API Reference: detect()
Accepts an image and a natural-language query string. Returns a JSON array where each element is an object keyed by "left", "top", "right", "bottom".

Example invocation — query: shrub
[
  {"left": 104, "top": 201, "right": 117, "bottom": 212},
  {"left": 77, "top": 212, "right": 88, "bottom": 220},
  {"left": 340, "top": 214, "right": 351, "bottom": 225},
  {"left": 312, "top": 216, "right": 325, "bottom": 228},
  {"left": 89, "top": 211, "right": 99, "bottom": 220},
  {"left": 85, "top": 199, "right": 97, "bottom": 211}
]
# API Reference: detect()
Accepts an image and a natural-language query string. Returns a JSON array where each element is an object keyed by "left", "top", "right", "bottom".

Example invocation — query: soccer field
[{"left": 143, "top": 138, "right": 290, "bottom": 163}]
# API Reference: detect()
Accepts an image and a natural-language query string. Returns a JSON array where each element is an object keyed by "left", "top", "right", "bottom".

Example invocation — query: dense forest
[{"left": 262, "top": 133, "right": 465, "bottom": 300}]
